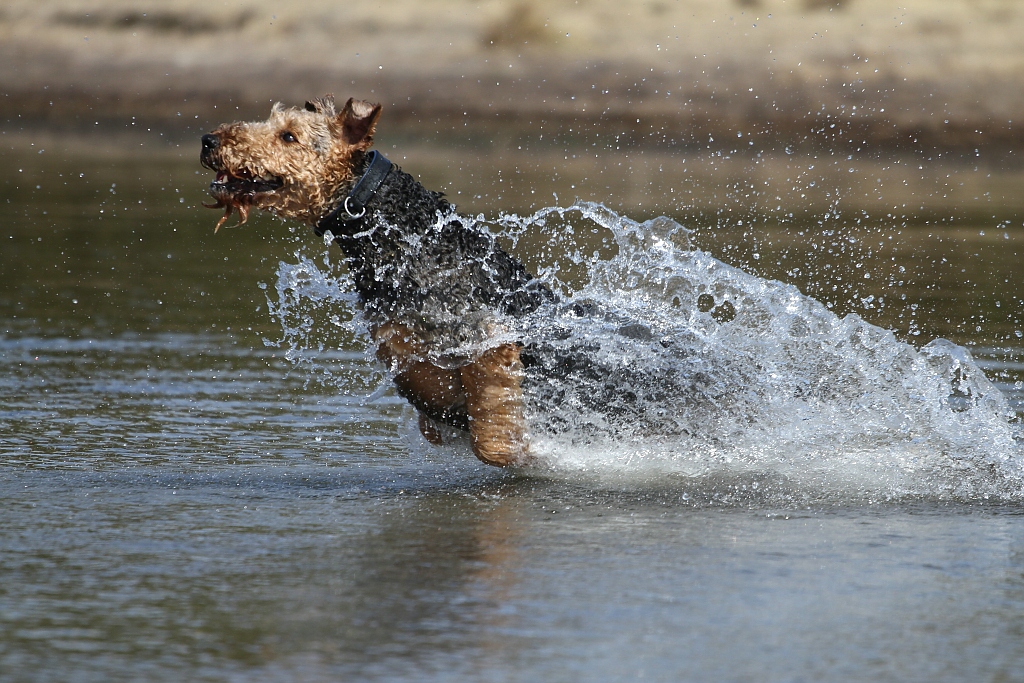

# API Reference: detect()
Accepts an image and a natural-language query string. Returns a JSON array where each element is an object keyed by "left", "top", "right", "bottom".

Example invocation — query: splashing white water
[
  {"left": 267, "top": 203, "right": 1024, "bottom": 501},
  {"left": 262, "top": 250, "right": 381, "bottom": 392}
]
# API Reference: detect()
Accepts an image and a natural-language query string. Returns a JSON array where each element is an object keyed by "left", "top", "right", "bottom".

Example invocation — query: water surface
[{"left": 2, "top": 133, "right": 1024, "bottom": 681}]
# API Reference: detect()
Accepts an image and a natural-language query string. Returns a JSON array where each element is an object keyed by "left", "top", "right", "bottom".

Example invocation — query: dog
[{"left": 200, "top": 96, "right": 559, "bottom": 466}]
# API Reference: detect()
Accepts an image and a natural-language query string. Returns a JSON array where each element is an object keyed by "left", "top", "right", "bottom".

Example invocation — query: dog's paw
[{"left": 418, "top": 412, "right": 444, "bottom": 446}]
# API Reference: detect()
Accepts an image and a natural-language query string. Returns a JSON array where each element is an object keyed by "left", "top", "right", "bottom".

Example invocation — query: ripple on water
[{"left": 0, "top": 333, "right": 408, "bottom": 470}]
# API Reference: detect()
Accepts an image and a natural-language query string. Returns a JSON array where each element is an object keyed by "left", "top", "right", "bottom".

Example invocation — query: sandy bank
[{"left": 2, "top": 0, "right": 1024, "bottom": 150}]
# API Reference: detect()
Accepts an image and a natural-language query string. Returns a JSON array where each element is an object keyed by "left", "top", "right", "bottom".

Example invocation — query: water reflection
[
  {"left": 243, "top": 485, "right": 529, "bottom": 676},
  {"left": 7, "top": 466, "right": 1024, "bottom": 680}
]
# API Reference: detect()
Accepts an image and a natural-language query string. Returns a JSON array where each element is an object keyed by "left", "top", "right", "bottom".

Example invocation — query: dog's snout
[{"left": 201, "top": 133, "right": 220, "bottom": 151}]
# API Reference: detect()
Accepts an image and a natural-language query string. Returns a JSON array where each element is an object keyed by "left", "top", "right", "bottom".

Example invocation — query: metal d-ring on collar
[
  {"left": 314, "top": 150, "right": 393, "bottom": 237},
  {"left": 343, "top": 196, "right": 366, "bottom": 220}
]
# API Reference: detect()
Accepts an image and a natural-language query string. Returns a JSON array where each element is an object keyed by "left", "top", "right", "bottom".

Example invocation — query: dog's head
[{"left": 200, "top": 96, "right": 382, "bottom": 230}]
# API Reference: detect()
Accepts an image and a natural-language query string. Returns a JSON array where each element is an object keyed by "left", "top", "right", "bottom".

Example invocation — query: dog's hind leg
[{"left": 461, "top": 344, "right": 529, "bottom": 467}]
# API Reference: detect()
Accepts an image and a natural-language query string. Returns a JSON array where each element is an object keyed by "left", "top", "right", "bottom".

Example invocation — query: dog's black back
[{"left": 329, "top": 162, "right": 554, "bottom": 350}]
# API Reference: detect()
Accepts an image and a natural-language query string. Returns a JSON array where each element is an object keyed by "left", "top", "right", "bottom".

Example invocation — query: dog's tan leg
[
  {"left": 460, "top": 344, "right": 528, "bottom": 467},
  {"left": 374, "top": 322, "right": 468, "bottom": 430}
]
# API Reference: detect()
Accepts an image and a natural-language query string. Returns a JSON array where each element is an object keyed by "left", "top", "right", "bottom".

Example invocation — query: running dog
[{"left": 200, "top": 96, "right": 555, "bottom": 466}]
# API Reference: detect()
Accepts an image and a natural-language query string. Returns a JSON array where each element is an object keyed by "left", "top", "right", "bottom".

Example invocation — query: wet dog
[{"left": 200, "top": 96, "right": 554, "bottom": 466}]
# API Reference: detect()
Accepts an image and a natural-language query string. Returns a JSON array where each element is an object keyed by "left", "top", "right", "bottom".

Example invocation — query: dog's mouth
[
  {"left": 209, "top": 169, "right": 283, "bottom": 197},
  {"left": 204, "top": 168, "right": 284, "bottom": 232}
]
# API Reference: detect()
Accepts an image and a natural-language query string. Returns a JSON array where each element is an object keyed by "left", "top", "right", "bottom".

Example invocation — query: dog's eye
[{"left": 280, "top": 131, "right": 298, "bottom": 143}]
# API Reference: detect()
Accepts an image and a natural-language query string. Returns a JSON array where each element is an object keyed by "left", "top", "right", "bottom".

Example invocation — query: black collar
[{"left": 314, "top": 150, "right": 393, "bottom": 237}]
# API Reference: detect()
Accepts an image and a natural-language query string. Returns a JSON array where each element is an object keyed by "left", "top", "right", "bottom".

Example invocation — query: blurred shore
[{"left": 3, "top": 0, "right": 1024, "bottom": 152}]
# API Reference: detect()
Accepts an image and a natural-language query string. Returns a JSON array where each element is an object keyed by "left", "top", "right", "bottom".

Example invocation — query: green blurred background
[{"left": 3, "top": 0, "right": 1024, "bottom": 348}]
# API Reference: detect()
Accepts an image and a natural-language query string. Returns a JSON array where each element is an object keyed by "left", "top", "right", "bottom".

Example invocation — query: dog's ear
[
  {"left": 338, "top": 98, "right": 382, "bottom": 148},
  {"left": 304, "top": 95, "right": 336, "bottom": 115}
]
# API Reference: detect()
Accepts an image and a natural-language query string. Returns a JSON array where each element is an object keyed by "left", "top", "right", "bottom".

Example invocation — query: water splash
[
  {"left": 263, "top": 250, "right": 380, "bottom": 392},
  {"left": 267, "top": 203, "right": 1024, "bottom": 501}
]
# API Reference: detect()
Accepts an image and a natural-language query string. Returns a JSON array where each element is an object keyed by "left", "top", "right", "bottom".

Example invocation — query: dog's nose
[{"left": 201, "top": 133, "right": 220, "bottom": 151}]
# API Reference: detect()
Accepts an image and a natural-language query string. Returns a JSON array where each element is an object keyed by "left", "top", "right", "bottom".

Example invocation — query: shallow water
[{"left": 3, "top": 135, "right": 1024, "bottom": 681}]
